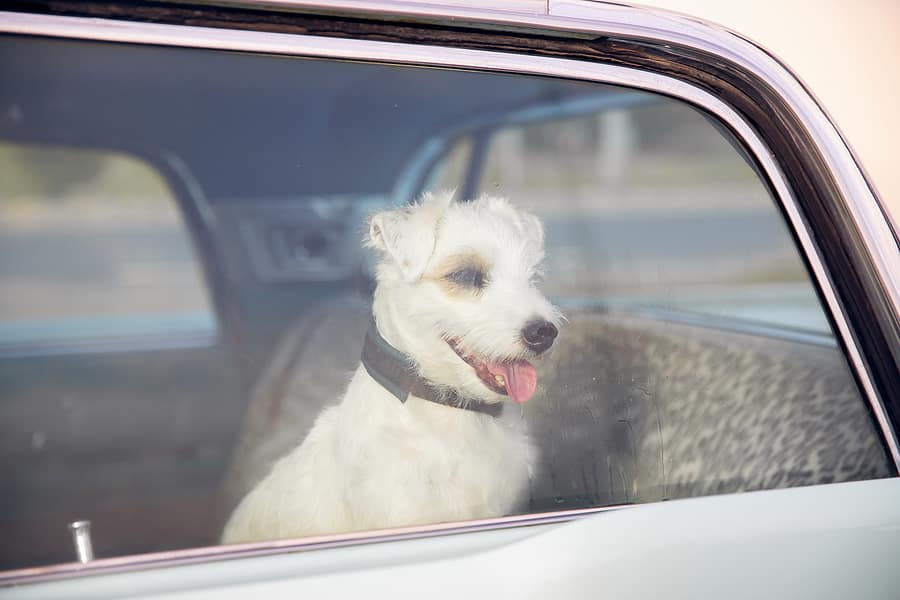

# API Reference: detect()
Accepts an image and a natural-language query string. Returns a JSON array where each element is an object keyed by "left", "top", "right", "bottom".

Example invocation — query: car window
[
  {"left": 423, "top": 136, "right": 473, "bottom": 194},
  {"left": 0, "top": 142, "right": 217, "bottom": 351},
  {"left": 427, "top": 103, "right": 826, "bottom": 334},
  {"left": 0, "top": 33, "right": 891, "bottom": 573}
]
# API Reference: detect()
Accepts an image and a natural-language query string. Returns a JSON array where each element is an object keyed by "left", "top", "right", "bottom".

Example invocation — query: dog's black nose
[{"left": 522, "top": 319, "right": 558, "bottom": 355}]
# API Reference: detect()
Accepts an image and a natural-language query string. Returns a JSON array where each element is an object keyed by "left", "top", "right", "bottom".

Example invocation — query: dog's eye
[{"left": 446, "top": 267, "right": 486, "bottom": 290}]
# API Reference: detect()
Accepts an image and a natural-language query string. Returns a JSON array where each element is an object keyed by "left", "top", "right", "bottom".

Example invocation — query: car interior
[{"left": 0, "top": 34, "right": 892, "bottom": 570}]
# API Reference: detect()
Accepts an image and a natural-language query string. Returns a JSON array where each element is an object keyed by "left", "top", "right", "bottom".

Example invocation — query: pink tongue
[{"left": 488, "top": 361, "right": 537, "bottom": 404}]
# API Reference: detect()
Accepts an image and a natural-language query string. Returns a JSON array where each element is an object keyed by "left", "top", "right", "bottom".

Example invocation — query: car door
[{"left": 0, "top": 1, "right": 897, "bottom": 597}]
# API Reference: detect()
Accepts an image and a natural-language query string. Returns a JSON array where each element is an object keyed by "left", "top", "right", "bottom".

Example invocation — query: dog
[{"left": 222, "top": 191, "right": 560, "bottom": 543}]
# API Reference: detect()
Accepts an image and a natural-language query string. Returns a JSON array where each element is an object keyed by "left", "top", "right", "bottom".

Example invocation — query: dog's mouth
[{"left": 446, "top": 338, "right": 538, "bottom": 404}]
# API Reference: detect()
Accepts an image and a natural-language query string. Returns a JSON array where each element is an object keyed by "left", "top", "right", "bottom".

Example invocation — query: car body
[{"left": 0, "top": 1, "right": 898, "bottom": 598}]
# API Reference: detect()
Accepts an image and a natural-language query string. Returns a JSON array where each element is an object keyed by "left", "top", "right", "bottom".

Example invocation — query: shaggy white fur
[{"left": 222, "top": 191, "right": 560, "bottom": 543}]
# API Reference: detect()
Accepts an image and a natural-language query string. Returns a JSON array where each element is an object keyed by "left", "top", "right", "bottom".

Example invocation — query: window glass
[
  {"left": 0, "top": 142, "right": 217, "bottom": 350},
  {"left": 0, "top": 34, "right": 891, "bottom": 572},
  {"left": 467, "top": 103, "right": 826, "bottom": 333},
  {"left": 424, "top": 136, "right": 473, "bottom": 194}
]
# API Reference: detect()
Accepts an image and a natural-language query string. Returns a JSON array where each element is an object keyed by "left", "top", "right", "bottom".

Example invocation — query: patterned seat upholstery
[{"left": 530, "top": 312, "right": 891, "bottom": 509}]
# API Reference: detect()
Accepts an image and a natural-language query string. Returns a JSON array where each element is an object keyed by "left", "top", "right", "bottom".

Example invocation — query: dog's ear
[{"left": 367, "top": 191, "right": 452, "bottom": 281}]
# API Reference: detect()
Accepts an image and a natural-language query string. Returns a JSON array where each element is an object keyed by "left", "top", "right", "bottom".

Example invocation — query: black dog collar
[{"left": 361, "top": 319, "right": 504, "bottom": 419}]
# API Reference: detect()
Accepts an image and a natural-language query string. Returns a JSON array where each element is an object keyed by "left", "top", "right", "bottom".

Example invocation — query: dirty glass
[{"left": 0, "top": 33, "right": 891, "bottom": 571}]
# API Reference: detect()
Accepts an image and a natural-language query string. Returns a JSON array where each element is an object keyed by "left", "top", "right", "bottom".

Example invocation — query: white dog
[{"left": 222, "top": 191, "right": 560, "bottom": 543}]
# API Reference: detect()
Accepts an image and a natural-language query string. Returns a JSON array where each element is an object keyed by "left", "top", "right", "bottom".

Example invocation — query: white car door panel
[{"left": 9, "top": 478, "right": 898, "bottom": 599}]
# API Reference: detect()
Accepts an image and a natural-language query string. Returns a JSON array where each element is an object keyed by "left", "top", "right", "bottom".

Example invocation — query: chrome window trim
[
  {"left": 1, "top": 504, "right": 630, "bottom": 585},
  {"left": 1, "top": 8, "right": 897, "bottom": 584}
]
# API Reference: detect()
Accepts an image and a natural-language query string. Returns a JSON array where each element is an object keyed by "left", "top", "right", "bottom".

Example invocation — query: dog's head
[{"left": 366, "top": 191, "right": 561, "bottom": 405}]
